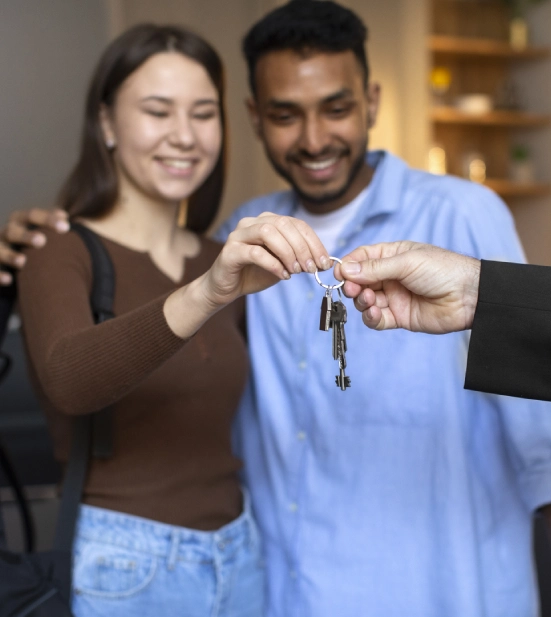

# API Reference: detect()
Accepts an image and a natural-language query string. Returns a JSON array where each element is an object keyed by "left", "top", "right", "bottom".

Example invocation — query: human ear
[
  {"left": 245, "top": 96, "right": 263, "bottom": 139},
  {"left": 365, "top": 82, "right": 381, "bottom": 129},
  {"left": 99, "top": 104, "right": 116, "bottom": 149}
]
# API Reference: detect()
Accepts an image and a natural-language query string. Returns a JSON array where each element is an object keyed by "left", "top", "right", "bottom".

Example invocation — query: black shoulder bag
[{"left": 0, "top": 223, "right": 115, "bottom": 617}]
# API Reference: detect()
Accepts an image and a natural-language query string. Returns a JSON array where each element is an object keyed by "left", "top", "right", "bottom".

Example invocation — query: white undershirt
[{"left": 294, "top": 185, "right": 370, "bottom": 254}]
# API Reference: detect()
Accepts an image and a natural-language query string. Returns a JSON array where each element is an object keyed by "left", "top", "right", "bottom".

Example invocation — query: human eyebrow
[
  {"left": 193, "top": 98, "right": 219, "bottom": 106},
  {"left": 140, "top": 96, "right": 173, "bottom": 105},
  {"left": 321, "top": 89, "right": 355, "bottom": 104},
  {"left": 265, "top": 99, "right": 298, "bottom": 110}
]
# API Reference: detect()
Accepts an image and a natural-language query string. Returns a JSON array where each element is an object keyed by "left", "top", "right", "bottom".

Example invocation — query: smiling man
[{"left": 216, "top": 2, "right": 551, "bottom": 617}]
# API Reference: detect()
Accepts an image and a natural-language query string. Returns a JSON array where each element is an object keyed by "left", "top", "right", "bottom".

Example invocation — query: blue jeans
[{"left": 71, "top": 494, "right": 265, "bottom": 617}]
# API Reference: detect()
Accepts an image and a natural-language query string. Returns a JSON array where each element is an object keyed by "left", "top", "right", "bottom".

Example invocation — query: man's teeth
[
  {"left": 164, "top": 159, "right": 193, "bottom": 169},
  {"left": 301, "top": 158, "right": 338, "bottom": 171}
]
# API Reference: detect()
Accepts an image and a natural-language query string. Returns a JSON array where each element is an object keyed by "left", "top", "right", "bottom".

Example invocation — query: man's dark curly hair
[{"left": 242, "top": 0, "right": 369, "bottom": 96}]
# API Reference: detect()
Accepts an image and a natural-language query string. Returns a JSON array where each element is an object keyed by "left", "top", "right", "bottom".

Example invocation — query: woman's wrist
[{"left": 163, "top": 274, "right": 226, "bottom": 339}]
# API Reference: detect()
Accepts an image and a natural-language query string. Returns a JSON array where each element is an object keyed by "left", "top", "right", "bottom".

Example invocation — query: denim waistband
[{"left": 75, "top": 489, "right": 257, "bottom": 563}]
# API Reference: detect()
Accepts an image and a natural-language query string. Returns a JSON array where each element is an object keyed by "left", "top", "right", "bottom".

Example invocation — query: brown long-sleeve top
[{"left": 17, "top": 228, "right": 248, "bottom": 530}]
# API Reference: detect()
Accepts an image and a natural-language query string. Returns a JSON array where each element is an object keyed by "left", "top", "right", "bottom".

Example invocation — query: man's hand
[
  {"left": 335, "top": 241, "right": 481, "bottom": 334},
  {"left": 0, "top": 208, "right": 69, "bottom": 285}
]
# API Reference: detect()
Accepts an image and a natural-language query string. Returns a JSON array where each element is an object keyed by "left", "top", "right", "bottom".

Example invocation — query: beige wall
[{"left": 0, "top": 1, "right": 109, "bottom": 219}]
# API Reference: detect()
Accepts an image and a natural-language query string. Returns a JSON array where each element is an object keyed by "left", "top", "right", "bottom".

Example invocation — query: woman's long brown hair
[{"left": 58, "top": 24, "right": 226, "bottom": 233}]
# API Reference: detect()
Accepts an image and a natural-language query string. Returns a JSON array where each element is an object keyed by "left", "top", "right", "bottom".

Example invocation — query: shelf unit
[
  {"left": 484, "top": 178, "right": 551, "bottom": 197},
  {"left": 428, "top": 0, "right": 551, "bottom": 200},
  {"left": 431, "top": 107, "right": 551, "bottom": 127},
  {"left": 428, "top": 34, "right": 550, "bottom": 59}
]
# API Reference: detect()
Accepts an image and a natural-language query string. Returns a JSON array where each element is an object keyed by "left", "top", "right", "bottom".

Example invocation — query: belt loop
[{"left": 167, "top": 529, "right": 179, "bottom": 571}]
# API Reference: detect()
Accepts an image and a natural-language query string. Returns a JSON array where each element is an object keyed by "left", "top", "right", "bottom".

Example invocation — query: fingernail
[
  {"left": 55, "top": 220, "right": 70, "bottom": 232},
  {"left": 14, "top": 255, "right": 26, "bottom": 267},
  {"left": 320, "top": 255, "right": 331, "bottom": 270},
  {"left": 306, "top": 259, "right": 316, "bottom": 274},
  {"left": 32, "top": 234, "right": 46, "bottom": 247},
  {"left": 342, "top": 261, "right": 361, "bottom": 274},
  {"left": 282, "top": 270, "right": 291, "bottom": 280},
  {"left": 293, "top": 261, "right": 301, "bottom": 274},
  {"left": 366, "top": 308, "right": 373, "bottom": 319},
  {"left": 0, "top": 273, "right": 11, "bottom": 285}
]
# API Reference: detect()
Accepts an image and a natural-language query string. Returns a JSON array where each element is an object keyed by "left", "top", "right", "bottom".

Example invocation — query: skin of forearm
[
  {"left": 163, "top": 273, "right": 226, "bottom": 340},
  {"left": 460, "top": 255, "right": 481, "bottom": 329}
]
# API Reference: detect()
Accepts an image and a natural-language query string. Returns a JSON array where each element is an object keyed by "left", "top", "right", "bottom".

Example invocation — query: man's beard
[{"left": 265, "top": 145, "right": 367, "bottom": 208}]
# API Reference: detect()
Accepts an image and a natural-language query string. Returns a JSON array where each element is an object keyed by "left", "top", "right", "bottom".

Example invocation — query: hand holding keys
[{"left": 316, "top": 257, "right": 351, "bottom": 391}]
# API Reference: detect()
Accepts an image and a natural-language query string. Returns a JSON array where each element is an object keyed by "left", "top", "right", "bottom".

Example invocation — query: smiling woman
[{"left": 15, "top": 23, "right": 329, "bottom": 617}]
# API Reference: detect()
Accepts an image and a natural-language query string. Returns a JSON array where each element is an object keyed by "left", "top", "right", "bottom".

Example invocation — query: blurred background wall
[
  {"left": 0, "top": 0, "right": 550, "bottom": 260},
  {"left": 0, "top": 0, "right": 429, "bottom": 230}
]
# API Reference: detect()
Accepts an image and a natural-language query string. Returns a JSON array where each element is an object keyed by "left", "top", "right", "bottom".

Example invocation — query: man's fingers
[
  {"left": 0, "top": 243, "right": 27, "bottom": 286},
  {"left": 0, "top": 269, "right": 13, "bottom": 286},
  {"left": 3, "top": 208, "right": 69, "bottom": 246},
  {"left": 0, "top": 243, "right": 26, "bottom": 268},
  {"left": 361, "top": 305, "right": 383, "bottom": 329},
  {"left": 340, "top": 253, "right": 410, "bottom": 286},
  {"left": 342, "top": 280, "right": 364, "bottom": 299},
  {"left": 361, "top": 306, "right": 398, "bottom": 331},
  {"left": 9, "top": 208, "right": 69, "bottom": 231},
  {"left": 4, "top": 224, "right": 47, "bottom": 248}
]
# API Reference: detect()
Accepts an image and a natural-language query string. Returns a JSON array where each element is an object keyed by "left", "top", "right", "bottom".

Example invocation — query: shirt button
[
  {"left": 307, "top": 291, "right": 314, "bottom": 300},
  {"left": 338, "top": 238, "right": 346, "bottom": 248},
  {"left": 298, "top": 361, "right": 307, "bottom": 370},
  {"left": 290, "top": 570, "right": 297, "bottom": 579},
  {"left": 297, "top": 431, "right": 306, "bottom": 441},
  {"left": 289, "top": 503, "right": 298, "bottom": 512}
]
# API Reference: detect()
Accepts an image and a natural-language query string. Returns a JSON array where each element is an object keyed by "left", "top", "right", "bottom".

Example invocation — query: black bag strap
[
  {"left": 0, "top": 275, "right": 19, "bottom": 550},
  {"left": 53, "top": 223, "right": 116, "bottom": 562},
  {"left": 70, "top": 223, "right": 115, "bottom": 460},
  {"left": 0, "top": 280, "right": 16, "bottom": 349},
  {"left": 71, "top": 223, "right": 115, "bottom": 324}
]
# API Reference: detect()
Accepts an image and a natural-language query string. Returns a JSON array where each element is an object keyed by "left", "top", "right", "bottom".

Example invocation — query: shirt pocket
[{"left": 73, "top": 541, "right": 158, "bottom": 599}]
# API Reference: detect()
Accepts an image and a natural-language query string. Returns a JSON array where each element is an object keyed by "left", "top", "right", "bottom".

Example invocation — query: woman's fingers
[
  {"left": 244, "top": 244, "right": 291, "bottom": 280},
  {"left": 228, "top": 225, "right": 295, "bottom": 278},
  {"left": 233, "top": 214, "right": 329, "bottom": 275}
]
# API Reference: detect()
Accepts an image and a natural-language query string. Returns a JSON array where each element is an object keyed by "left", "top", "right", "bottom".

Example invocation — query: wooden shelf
[
  {"left": 430, "top": 107, "right": 551, "bottom": 126},
  {"left": 484, "top": 178, "right": 551, "bottom": 198},
  {"left": 428, "top": 35, "right": 551, "bottom": 59}
]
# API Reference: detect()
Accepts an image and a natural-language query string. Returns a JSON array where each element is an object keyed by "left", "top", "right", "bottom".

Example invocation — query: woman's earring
[
  {"left": 105, "top": 137, "right": 116, "bottom": 150},
  {"left": 177, "top": 199, "right": 188, "bottom": 228}
]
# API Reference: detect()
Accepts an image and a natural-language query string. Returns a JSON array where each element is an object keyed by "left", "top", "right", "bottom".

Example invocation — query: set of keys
[{"left": 315, "top": 257, "right": 351, "bottom": 391}]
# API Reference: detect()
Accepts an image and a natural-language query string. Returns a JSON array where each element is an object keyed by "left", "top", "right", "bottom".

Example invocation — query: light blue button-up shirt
[{"left": 216, "top": 151, "right": 551, "bottom": 617}]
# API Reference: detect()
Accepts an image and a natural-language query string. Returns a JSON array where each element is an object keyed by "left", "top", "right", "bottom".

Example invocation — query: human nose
[
  {"left": 297, "top": 114, "right": 330, "bottom": 155},
  {"left": 168, "top": 113, "right": 196, "bottom": 149}
]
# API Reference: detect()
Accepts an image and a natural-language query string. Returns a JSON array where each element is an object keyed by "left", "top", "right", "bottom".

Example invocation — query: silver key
[{"left": 330, "top": 300, "right": 351, "bottom": 390}]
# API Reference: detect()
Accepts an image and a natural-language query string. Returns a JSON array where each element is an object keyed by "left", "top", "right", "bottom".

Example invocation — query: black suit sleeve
[{"left": 465, "top": 259, "right": 551, "bottom": 401}]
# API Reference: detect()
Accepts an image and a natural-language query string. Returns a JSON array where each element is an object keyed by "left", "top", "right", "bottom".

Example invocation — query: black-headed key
[{"left": 320, "top": 290, "right": 333, "bottom": 331}]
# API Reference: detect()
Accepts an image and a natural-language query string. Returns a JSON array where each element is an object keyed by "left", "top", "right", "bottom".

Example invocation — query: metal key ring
[{"left": 314, "top": 256, "right": 345, "bottom": 290}]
